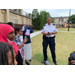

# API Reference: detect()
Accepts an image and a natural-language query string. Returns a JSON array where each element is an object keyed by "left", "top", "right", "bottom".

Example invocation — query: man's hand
[
  {"left": 41, "top": 32, "right": 49, "bottom": 36},
  {"left": 45, "top": 33, "right": 49, "bottom": 36},
  {"left": 49, "top": 32, "right": 52, "bottom": 35},
  {"left": 49, "top": 32, "right": 57, "bottom": 35}
]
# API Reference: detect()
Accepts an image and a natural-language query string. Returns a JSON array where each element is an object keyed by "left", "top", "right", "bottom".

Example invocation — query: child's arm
[
  {"left": 28, "top": 27, "right": 33, "bottom": 33},
  {"left": 23, "top": 26, "right": 28, "bottom": 33},
  {"left": 18, "top": 38, "right": 28, "bottom": 49}
]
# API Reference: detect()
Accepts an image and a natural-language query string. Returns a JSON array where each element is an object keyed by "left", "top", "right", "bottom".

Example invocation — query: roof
[{"left": 53, "top": 16, "right": 69, "bottom": 18}]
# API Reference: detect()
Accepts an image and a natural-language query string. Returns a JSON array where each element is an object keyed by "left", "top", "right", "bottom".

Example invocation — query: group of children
[
  {"left": 0, "top": 22, "right": 33, "bottom": 65},
  {"left": 1, "top": 22, "right": 75, "bottom": 65}
]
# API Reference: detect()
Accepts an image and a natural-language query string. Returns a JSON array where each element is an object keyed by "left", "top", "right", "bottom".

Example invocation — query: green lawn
[
  {"left": 58, "top": 28, "right": 75, "bottom": 31},
  {"left": 33, "top": 30, "right": 39, "bottom": 32},
  {"left": 28, "top": 28, "right": 75, "bottom": 65}
]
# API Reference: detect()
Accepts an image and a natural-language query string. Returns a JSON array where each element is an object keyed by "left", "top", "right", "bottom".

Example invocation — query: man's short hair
[{"left": 47, "top": 17, "right": 51, "bottom": 19}]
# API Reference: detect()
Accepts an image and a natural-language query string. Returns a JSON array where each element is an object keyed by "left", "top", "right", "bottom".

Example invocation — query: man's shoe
[
  {"left": 44, "top": 60, "right": 50, "bottom": 65},
  {"left": 42, "top": 60, "right": 45, "bottom": 63}
]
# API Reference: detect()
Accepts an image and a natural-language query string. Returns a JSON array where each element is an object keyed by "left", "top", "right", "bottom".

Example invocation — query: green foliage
[
  {"left": 32, "top": 9, "right": 54, "bottom": 30},
  {"left": 67, "top": 14, "right": 75, "bottom": 24},
  {"left": 72, "top": 24, "right": 75, "bottom": 28}
]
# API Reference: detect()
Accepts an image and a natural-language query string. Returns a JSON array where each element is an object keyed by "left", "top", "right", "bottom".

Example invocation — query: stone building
[{"left": 0, "top": 9, "right": 32, "bottom": 25}]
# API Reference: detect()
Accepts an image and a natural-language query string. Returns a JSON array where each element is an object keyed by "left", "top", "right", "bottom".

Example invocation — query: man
[{"left": 41, "top": 17, "right": 58, "bottom": 65}]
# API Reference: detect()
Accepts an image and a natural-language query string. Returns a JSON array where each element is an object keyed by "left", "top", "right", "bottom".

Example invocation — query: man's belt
[{"left": 46, "top": 36, "right": 55, "bottom": 39}]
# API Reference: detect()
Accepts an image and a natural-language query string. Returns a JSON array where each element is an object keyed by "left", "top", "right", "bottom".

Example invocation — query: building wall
[
  {"left": 0, "top": 10, "right": 7, "bottom": 23},
  {"left": 54, "top": 18, "right": 59, "bottom": 24},
  {"left": 53, "top": 17, "right": 69, "bottom": 26},
  {"left": 63, "top": 18, "right": 68, "bottom": 23},
  {"left": 0, "top": 9, "right": 32, "bottom": 25}
]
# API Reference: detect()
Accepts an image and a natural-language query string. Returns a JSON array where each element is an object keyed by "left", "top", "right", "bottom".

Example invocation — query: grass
[
  {"left": 33, "top": 30, "right": 40, "bottom": 32},
  {"left": 58, "top": 27, "right": 75, "bottom": 31},
  {"left": 24, "top": 28, "right": 75, "bottom": 65}
]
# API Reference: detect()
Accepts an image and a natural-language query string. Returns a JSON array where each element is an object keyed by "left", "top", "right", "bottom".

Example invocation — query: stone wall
[
  {"left": 14, "top": 24, "right": 35, "bottom": 30},
  {"left": 0, "top": 9, "right": 32, "bottom": 25}
]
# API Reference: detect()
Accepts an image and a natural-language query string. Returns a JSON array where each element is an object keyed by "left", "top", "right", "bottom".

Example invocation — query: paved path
[
  {"left": 21, "top": 30, "right": 75, "bottom": 41},
  {"left": 21, "top": 31, "right": 41, "bottom": 41},
  {"left": 58, "top": 31, "right": 75, "bottom": 33},
  {"left": 30, "top": 31, "right": 41, "bottom": 38}
]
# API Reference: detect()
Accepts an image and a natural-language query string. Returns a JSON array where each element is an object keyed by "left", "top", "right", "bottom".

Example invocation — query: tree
[
  {"left": 32, "top": 9, "right": 38, "bottom": 19},
  {"left": 40, "top": 11, "right": 54, "bottom": 23},
  {"left": 32, "top": 9, "right": 39, "bottom": 29},
  {"left": 32, "top": 9, "right": 54, "bottom": 30},
  {"left": 40, "top": 11, "right": 50, "bottom": 24},
  {"left": 67, "top": 14, "right": 75, "bottom": 24}
]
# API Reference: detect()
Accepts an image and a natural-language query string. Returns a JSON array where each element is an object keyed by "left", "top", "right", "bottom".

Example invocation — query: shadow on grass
[
  {"left": 33, "top": 53, "right": 52, "bottom": 64},
  {"left": 33, "top": 53, "right": 43, "bottom": 62}
]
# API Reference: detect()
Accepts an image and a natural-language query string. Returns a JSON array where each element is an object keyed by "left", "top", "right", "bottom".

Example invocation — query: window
[
  {"left": 15, "top": 19, "right": 18, "bottom": 24},
  {"left": 59, "top": 21, "right": 61, "bottom": 24},
  {"left": 19, "top": 9, "right": 21, "bottom": 14},
  {"left": 26, "top": 19, "right": 28, "bottom": 24},
  {"left": 14, "top": 9, "right": 17, "bottom": 12}
]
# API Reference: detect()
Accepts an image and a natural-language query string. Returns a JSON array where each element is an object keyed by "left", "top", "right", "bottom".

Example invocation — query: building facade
[
  {"left": 53, "top": 16, "right": 69, "bottom": 27},
  {"left": 0, "top": 9, "right": 32, "bottom": 25}
]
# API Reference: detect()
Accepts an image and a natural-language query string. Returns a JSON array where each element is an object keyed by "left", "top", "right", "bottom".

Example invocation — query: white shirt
[
  {"left": 41, "top": 23, "right": 58, "bottom": 37},
  {"left": 22, "top": 25, "right": 30, "bottom": 36},
  {"left": 25, "top": 29, "right": 30, "bottom": 36},
  {"left": 22, "top": 25, "right": 25, "bottom": 31}
]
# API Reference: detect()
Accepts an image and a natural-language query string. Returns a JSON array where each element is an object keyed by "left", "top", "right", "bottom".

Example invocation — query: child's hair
[
  {"left": 7, "top": 22, "right": 13, "bottom": 27},
  {"left": 15, "top": 27, "right": 22, "bottom": 35},
  {"left": 68, "top": 51, "right": 75, "bottom": 65},
  {"left": 0, "top": 42, "right": 14, "bottom": 65}
]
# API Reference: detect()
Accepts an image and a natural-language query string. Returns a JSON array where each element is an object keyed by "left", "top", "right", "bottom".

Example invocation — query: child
[
  {"left": 7, "top": 22, "right": 14, "bottom": 27},
  {"left": 23, "top": 24, "right": 33, "bottom": 65},
  {"left": 0, "top": 24, "right": 18, "bottom": 54},
  {"left": 0, "top": 42, "right": 17, "bottom": 65},
  {"left": 0, "top": 24, "right": 22, "bottom": 65},
  {"left": 68, "top": 51, "right": 75, "bottom": 65},
  {"left": 14, "top": 27, "right": 27, "bottom": 62}
]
